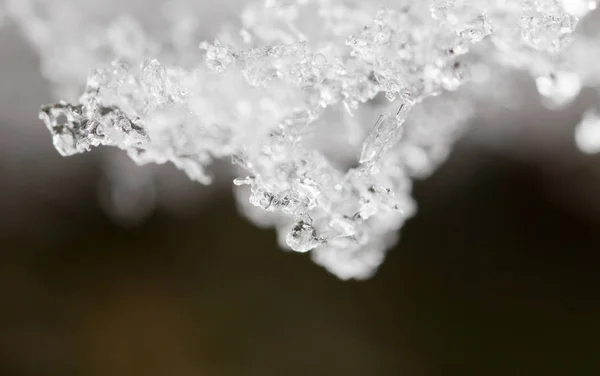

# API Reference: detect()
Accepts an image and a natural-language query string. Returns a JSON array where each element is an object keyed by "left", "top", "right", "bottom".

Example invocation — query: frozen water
[{"left": 5, "top": 0, "right": 600, "bottom": 279}]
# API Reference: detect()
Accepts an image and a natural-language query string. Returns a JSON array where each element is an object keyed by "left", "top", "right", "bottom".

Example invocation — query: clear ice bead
[
  {"left": 286, "top": 220, "right": 323, "bottom": 253},
  {"left": 39, "top": 102, "right": 86, "bottom": 156}
]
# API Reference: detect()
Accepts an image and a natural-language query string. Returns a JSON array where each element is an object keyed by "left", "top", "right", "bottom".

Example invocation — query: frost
[{"left": 5, "top": 0, "right": 600, "bottom": 279}]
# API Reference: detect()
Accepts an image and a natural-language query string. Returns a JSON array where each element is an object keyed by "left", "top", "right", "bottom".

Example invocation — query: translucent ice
[
  {"left": 5, "top": 0, "right": 599, "bottom": 279},
  {"left": 286, "top": 220, "right": 324, "bottom": 253},
  {"left": 359, "top": 104, "right": 412, "bottom": 164}
]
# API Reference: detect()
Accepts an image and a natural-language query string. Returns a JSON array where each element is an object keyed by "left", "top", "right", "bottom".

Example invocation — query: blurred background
[{"left": 1, "top": 2, "right": 600, "bottom": 375}]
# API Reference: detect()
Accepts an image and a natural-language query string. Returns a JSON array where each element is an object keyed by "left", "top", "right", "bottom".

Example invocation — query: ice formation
[{"left": 5, "top": 0, "right": 600, "bottom": 279}]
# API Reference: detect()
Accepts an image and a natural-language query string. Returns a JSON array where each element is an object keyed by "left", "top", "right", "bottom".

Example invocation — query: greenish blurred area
[{"left": 0, "top": 145, "right": 599, "bottom": 376}]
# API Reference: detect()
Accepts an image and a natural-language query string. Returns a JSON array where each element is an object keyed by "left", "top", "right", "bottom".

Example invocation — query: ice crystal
[
  {"left": 5, "top": 0, "right": 600, "bottom": 278},
  {"left": 360, "top": 104, "right": 411, "bottom": 164}
]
